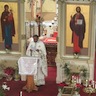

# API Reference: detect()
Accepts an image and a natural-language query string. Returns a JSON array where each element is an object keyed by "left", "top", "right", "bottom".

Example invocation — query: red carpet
[
  {"left": 0, "top": 67, "right": 58, "bottom": 96},
  {"left": 94, "top": 52, "right": 96, "bottom": 81},
  {"left": 1, "top": 65, "right": 96, "bottom": 96},
  {"left": 79, "top": 87, "right": 96, "bottom": 96}
]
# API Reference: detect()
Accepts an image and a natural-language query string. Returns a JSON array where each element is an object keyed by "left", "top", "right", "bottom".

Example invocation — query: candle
[
  {"left": 72, "top": 75, "right": 74, "bottom": 80},
  {"left": 76, "top": 76, "right": 79, "bottom": 83},
  {"left": 72, "top": 75, "right": 74, "bottom": 83},
  {"left": 20, "top": 91, "right": 22, "bottom": 96},
  {"left": 85, "top": 80, "right": 88, "bottom": 87},
  {"left": 92, "top": 81, "right": 95, "bottom": 88},
  {"left": 95, "top": 82, "right": 96, "bottom": 89},
  {"left": 89, "top": 84, "right": 91, "bottom": 88},
  {"left": 78, "top": 78, "right": 81, "bottom": 84}
]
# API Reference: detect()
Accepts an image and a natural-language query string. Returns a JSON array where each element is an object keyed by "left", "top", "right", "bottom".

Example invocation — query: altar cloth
[
  {"left": 18, "top": 56, "right": 39, "bottom": 75},
  {"left": 43, "top": 37, "right": 57, "bottom": 44}
]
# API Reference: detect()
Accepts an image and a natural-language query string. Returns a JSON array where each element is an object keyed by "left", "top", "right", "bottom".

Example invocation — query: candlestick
[{"left": 30, "top": 50, "right": 32, "bottom": 56}]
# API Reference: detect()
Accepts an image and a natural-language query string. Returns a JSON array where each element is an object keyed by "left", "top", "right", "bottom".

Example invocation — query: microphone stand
[{"left": 30, "top": 50, "right": 32, "bottom": 56}]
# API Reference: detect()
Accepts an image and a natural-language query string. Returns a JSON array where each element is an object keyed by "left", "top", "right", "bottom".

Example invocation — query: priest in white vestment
[{"left": 26, "top": 34, "right": 47, "bottom": 86}]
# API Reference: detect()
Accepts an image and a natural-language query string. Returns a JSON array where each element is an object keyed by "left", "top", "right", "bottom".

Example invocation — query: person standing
[
  {"left": 70, "top": 6, "right": 86, "bottom": 55},
  {"left": 1, "top": 5, "right": 15, "bottom": 50},
  {"left": 26, "top": 34, "right": 47, "bottom": 86}
]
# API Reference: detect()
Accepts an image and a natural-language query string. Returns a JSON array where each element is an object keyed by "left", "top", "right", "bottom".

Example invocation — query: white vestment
[{"left": 26, "top": 40, "right": 47, "bottom": 86}]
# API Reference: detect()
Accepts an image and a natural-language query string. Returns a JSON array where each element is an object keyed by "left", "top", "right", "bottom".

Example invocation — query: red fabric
[
  {"left": 43, "top": 37, "right": 57, "bottom": 44},
  {"left": 0, "top": 67, "right": 58, "bottom": 96},
  {"left": 73, "top": 32, "right": 80, "bottom": 53},
  {"left": 53, "top": 32, "right": 58, "bottom": 37},
  {"left": 80, "top": 86, "right": 96, "bottom": 96},
  {"left": 94, "top": 53, "right": 96, "bottom": 81},
  {"left": 0, "top": 67, "right": 96, "bottom": 96}
]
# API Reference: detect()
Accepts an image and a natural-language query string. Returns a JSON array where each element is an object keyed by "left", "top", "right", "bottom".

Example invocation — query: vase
[
  {"left": 6, "top": 75, "right": 13, "bottom": 81},
  {"left": 14, "top": 74, "right": 20, "bottom": 81},
  {"left": 0, "top": 74, "right": 3, "bottom": 80}
]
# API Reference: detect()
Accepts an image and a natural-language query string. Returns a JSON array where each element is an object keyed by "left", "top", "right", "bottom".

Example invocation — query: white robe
[{"left": 26, "top": 40, "right": 47, "bottom": 86}]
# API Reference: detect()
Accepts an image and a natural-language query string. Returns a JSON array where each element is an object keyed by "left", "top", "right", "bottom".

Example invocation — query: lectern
[{"left": 18, "top": 56, "right": 39, "bottom": 92}]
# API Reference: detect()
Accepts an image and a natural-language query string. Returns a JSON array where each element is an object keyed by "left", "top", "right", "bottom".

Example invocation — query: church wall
[
  {"left": 26, "top": 12, "right": 56, "bottom": 21},
  {"left": 56, "top": 0, "right": 96, "bottom": 83},
  {"left": 0, "top": 1, "right": 26, "bottom": 68},
  {"left": 25, "top": 0, "right": 56, "bottom": 21},
  {"left": 42, "top": 0, "right": 56, "bottom": 12},
  {"left": 0, "top": 54, "right": 20, "bottom": 69}
]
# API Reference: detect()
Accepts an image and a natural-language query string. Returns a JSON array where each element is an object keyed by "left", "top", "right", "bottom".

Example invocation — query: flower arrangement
[
  {"left": 0, "top": 86, "right": 5, "bottom": 96},
  {"left": 0, "top": 64, "right": 5, "bottom": 79},
  {"left": 4, "top": 67, "right": 15, "bottom": 76},
  {"left": 80, "top": 66, "right": 89, "bottom": 80},
  {"left": 63, "top": 62, "right": 89, "bottom": 81},
  {"left": 35, "top": 15, "right": 44, "bottom": 23},
  {"left": 74, "top": 83, "right": 82, "bottom": 92},
  {"left": 63, "top": 62, "right": 71, "bottom": 77},
  {"left": 14, "top": 63, "right": 20, "bottom": 81},
  {"left": 58, "top": 83, "right": 68, "bottom": 90}
]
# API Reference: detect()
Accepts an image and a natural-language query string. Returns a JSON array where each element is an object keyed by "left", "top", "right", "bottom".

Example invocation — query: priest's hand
[
  {"left": 30, "top": 49, "right": 33, "bottom": 52},
  {"left": 36, "top": 49, "right": 39, "bottom": 52}
]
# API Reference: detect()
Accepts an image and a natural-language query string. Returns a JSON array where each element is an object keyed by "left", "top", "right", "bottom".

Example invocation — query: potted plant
[
  {"left": 4, "top": 67, "right": 15, "bottom": 81},
  {"left": 0, "top": 64, "right": 5, "bottom": 79},
  {"left": 0, "top": 86, "right": 5, "bottom": 96},
  {"left": 79, "top": 66, "right": 89, "bottom": 81},
  {"left": 14, "top": 65, "right": 20, "bottom": 81},
  {"left": 63, "top": 62, "right": 71, "bottom": 84}
]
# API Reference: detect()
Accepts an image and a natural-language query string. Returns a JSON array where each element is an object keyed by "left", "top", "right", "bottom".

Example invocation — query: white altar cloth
[{"left": 18, "top": 56, "right": 39, "bottom": 75}]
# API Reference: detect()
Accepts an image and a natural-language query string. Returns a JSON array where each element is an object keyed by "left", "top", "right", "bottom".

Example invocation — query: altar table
[
  {"left": 18, "top": 56, "right": 39, "bottom": 92},
  {"left": 42, "top": 37, "right": 57, "bottom": 66},
  {"left": 43, "top": 37, "right": 57, "bottom": 44}
]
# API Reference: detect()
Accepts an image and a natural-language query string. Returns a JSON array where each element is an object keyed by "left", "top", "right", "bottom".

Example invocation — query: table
[
  {"left": 42, "top": 37, "right": 57, "bottom": 66},
  {"left": 18, "top": 56, "right": 39, "bottom": 92}
]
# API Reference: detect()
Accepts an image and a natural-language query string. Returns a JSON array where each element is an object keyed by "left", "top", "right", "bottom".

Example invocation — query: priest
[{"left": 25, "top": 34, "right": 47, "bottom": 92}]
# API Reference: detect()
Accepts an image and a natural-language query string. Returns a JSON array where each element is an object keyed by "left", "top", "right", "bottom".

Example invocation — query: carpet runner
[
  {"left": 0, "top": 65, "right": 96, "bottom": 96},
  {"left": 0, "top": 67, "right": 58, "bottom": 96}
]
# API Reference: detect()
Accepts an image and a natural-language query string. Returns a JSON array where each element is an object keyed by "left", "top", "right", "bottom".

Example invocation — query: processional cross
[{"left": 35, "top": 15, "right": 43, "bottom": 37}]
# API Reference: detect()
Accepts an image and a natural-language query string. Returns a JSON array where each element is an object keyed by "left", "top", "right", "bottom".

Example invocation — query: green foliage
[
  {"left": 63, "top": 62, "right": 89, "bottom": 81},
  {"left": 63, "top": 63, "right": 71, "bottom": 77},
  {"left": 80, "top": 66, "right": 88, "bottom": 78},
  {"left": 74, "top": 87, "right": 80, "bottom": 92},
  {"left": 20, "top": 0, "right": 25, "bottom": 2},
  {"left": 0, "top": 87, "right": 5, "bottom": 96}
]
